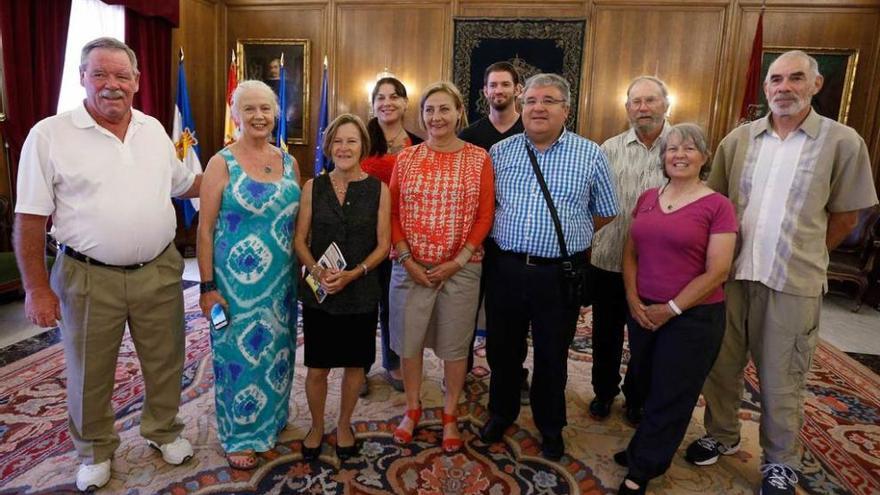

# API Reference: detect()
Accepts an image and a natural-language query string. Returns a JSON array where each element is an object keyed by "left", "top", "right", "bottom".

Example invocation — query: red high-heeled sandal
[
  {"left": 393, "top": 406, "right": 422, "bottom": 444},
  {"left": 441, "top": 413, "right": 463, "bottom": 453}
]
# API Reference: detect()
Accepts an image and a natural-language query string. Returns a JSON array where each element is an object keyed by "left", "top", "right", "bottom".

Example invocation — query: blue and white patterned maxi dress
[{"left": 210, "top": 148, "right": 300, "bottom": 452}]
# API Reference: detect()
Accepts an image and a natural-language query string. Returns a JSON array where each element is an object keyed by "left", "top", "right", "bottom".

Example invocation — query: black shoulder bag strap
[{"left": 524, "top": 142, "right": 570, "bottom": 260}]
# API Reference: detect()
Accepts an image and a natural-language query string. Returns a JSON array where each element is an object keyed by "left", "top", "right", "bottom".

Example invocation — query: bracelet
[
  {"left": 199, "top": 280, "right": 217, "bottom": 294},
  {"left": 453, "top": 249, "right": 471, "bottom": 268},
  {"left": 398, "top": 252, "right": 412, "bottom": 264},
  {"left": 309, "top": 264, "right": 323, "bottom": 278},
  {"left": 667, "top": 300, "right": 683, "bottom": 316},
  {"left": 360, "top": 263, "right": 368, "bottom": 276}
]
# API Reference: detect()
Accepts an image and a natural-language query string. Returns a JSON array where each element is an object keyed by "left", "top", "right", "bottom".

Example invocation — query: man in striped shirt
[
  {"left": 481, "top": 73, "right": 619, "bottom": 461},
  {"left": 589, "top": 76, "right": 671, "bottom": 424},
  {"left": 687, "top": 50, "right": 877, "bottom": 495}
]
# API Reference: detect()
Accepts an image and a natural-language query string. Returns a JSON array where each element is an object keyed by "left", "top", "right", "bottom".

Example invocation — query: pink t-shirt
[{"left": 630, "top": 188, "right": 738, "bottom": 305}]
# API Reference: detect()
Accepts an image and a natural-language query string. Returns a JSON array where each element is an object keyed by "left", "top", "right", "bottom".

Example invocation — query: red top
[
  {"left": 630, "top": 188, "right": 738, "bottom": 305},
  {"left": 360, "top": 136, "right": 414, "bottom": 185},
  {"left": 390, "top": 142, "right": 495, "bottom": 264}
]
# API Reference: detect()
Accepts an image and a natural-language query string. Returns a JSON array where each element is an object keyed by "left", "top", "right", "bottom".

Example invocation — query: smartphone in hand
[{"left": 210, "top": 303, "right": 229, "bottom": 330}]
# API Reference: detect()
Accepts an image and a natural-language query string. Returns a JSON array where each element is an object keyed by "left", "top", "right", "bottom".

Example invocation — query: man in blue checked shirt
[{"left": 480, "top": 73, "right": 618, "bottom": 461}]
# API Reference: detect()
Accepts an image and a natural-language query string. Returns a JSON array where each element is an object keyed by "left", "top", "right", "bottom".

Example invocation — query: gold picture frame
[
  {"left": 759, "top": 46, "right": 859, "bottom": 124},
  {"left": 236, "top": 38, "right": 311, "bottom": 145}
]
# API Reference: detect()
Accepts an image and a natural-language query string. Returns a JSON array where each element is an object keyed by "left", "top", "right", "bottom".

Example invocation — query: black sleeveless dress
[{"left": 300, "top": 174, "right": 381, "bottom": 368}]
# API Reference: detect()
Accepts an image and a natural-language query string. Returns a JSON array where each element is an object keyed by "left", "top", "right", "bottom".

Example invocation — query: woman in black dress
[{"left": 293, "top": 114, "right": 391, "bottom": 461}]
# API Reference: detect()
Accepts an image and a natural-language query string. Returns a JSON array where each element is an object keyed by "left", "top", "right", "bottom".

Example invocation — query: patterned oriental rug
[{"left": 0, "top": 286, "right": 878, "bottom": 494}]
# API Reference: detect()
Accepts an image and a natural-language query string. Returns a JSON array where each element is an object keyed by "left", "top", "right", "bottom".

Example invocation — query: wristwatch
[{"left": 200, "top": 280, "right": 218, "bottom": 294}]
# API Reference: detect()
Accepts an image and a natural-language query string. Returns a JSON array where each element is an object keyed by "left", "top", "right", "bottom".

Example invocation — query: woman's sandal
[
  {"left": 226, "top": 450, "right": 258, "bottom": 470},
  {"left": 393, "top": 405, "right": 422, "bottom": 444},
  {"left": 301, "top": 428, "right": 324, "bottom": 461},
  {"left": 335, "top": 426, "right": 360, "bottom": 460},
  {"left": 441, "top": 413, "right": 464, "bottom": 453}
]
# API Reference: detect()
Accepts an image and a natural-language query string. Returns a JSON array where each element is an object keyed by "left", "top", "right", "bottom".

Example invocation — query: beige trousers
[
  {"left": 701, "top": 280, "right": 821, "bottom": 468},
  {"left": 50, "top": 246, "right": 186, "bottom": 464}
]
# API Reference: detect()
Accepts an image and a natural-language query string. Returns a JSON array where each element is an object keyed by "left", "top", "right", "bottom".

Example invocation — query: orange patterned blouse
[{"left": 390, "top": 142, "right": 495, "bottom": 265}]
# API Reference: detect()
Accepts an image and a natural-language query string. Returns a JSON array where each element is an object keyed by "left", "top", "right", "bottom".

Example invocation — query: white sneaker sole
[{"left": 146, "top": 441, "right": 193, "bottom": 465}]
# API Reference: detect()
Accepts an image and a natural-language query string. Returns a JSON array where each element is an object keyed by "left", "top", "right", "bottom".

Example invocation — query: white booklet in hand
[{"left": 304, "top": 242, "right": 347, "bottom": 304}]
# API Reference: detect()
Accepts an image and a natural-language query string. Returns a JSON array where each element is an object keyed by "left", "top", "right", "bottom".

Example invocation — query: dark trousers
[
  {"left": 484, "top": 247, "right": 581, "bottom": 437},
  {"left": 467, "top": 249, "right": 529, "bottom": 386},
  {"left": 365, "top": 259, "right": 399, "bottom": 374},
  {"left": 590, "top": 265, "right": 639, "bottom": 406},
  {"left": 624, "top": 301, "right": 725, "bottom": 481}
]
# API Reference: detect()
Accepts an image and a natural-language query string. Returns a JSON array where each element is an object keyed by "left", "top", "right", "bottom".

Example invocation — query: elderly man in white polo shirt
[
  {"left": 13, "top": 37, "right": 201, "bottom": 491},
  {"left": 685, "top": 50, "right": 877, "bottom": 495}
]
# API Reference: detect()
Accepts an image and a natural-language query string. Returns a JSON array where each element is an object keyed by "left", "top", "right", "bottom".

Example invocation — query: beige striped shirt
[{"left": 591, "top": 122, "right": 670, "bottom": 272}]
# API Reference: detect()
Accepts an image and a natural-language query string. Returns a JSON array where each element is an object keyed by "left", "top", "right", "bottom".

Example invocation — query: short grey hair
[
  {"left": 659, "top": 123, "right": 712, "bottom": 180},
  {"left": 765, "top": 50, "right": 821, "bottom": 83},
  {"left": 626, "top": 75, "right": 669, "bottom": 105},
  {"left": 80, "top": 37, "right": 139, "bottom": 74},
  {"left": 231, "top": 80, "right": 280, "bottom": 119},
  {"left": 522, "top": 73, "right": 571, "bottom": 107}
]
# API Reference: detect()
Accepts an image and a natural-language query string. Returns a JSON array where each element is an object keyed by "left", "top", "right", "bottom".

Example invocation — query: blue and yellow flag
[
  {"left": 173, "top": 48, "right": 203, "bottom": 228},
  {"left": 275, "top": 53, "right": 288, "bottom": 153},
  {"left": 313, "top": 56, "right": 333, "bottom": 175}
]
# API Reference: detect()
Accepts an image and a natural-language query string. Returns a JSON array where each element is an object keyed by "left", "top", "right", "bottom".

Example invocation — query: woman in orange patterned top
[
  {"left": 388, "top": 81, "right": 495, "bottom": 453},
  {"left": 360, "top": 77, "right": 423, "bottom": 395}
]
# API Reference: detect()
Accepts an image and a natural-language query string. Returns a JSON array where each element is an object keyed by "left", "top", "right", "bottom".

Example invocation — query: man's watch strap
[{"left": 200, "top": 280, "right": 218, "bottom": 294}]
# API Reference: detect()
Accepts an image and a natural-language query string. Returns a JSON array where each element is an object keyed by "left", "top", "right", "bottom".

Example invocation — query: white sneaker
[
  {"left": 146, "top": 436, "right": 193, "bottom": 465},
  {"left": 76, "top": 460, "right": 111, "bottom": 492}
]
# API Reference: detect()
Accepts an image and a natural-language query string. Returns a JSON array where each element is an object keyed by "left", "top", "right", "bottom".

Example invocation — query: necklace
[
  {"left": 385, "top": 127, "right": 405, "bottom": 153},
  {"left": 659, "top": 182, "right": 701, "bottom": 211},
  {"left": 329, "top": 172, "right": 367, "bottom": 200}
]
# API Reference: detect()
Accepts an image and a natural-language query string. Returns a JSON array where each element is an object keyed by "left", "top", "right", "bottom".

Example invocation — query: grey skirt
[{"left": 389, "top": 261, "right": 481, "bottom": 361}]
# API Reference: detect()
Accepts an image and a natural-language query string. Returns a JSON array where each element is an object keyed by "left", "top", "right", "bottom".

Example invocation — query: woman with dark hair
[
  {"left": 294, "top": 113, "right": 390, "bottom": 461},
  {"left": 616, "top": 123, "right": 737, "bottom": 494},
  {"left": 359, "top": 77, "right": 423, "bottom": 394}
]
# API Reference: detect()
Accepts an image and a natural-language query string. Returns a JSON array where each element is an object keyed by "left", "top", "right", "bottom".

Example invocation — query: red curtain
[
  {"left": 103, "top": 0, "right": 179, "bottom": 26},
  {"left": 0, "top": 0, "right": 72, "bottom": 192},
  {"left": 125, "top": 10, "right": 173, "bottom": 131},
  {"left": 739, "top": 11, "right": 764, "bottom": 121}
]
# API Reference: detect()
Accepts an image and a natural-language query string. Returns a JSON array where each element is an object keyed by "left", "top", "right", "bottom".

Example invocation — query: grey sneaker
[
  {"left": 760, "top": 463, "right": 798, "bottom": 494},
  {"left": 684, "top": 434, "right": 740, "bottom": 466}
]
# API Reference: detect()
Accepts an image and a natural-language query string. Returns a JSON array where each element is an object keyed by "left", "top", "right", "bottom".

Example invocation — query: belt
[
  {"left": 498, "top": 249, "right": 588, "bottom": 267},
  {"left": 59, "top": 244, "right": 164, "bottom": 270}
]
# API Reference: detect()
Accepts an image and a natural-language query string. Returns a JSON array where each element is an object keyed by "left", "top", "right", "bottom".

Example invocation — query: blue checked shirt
[{"left": 490, "top": 130, "right": 619, "bottom": 258}]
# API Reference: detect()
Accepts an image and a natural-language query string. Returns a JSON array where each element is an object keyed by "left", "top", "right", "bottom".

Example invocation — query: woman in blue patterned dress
[{"left": 197, "top": 80, "right": 301, "bottom": 470}]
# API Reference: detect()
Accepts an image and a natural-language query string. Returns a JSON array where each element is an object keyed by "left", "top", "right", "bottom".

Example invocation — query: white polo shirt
[{"left": 15, "top": 103, "right": 195, "bottom": 265}]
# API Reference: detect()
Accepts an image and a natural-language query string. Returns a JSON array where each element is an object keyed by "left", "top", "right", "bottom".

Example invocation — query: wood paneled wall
[{"left": 174, "top": 0, "right": 880, "bottom": 186}]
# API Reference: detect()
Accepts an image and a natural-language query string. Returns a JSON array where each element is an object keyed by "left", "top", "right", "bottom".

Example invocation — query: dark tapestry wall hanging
[{"left": 452, "top": 18, "right": 586, "bottom": 130}]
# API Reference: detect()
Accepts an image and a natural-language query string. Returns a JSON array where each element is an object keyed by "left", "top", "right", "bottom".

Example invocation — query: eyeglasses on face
[{"left": 521, "top": 97, "right": 566, "bottom": 107}]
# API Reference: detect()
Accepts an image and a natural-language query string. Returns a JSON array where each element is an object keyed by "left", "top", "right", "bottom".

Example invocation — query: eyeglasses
[
  {"left": 628, "top": 96, "right": 662, "bottom": 107},
  {"left": 521, "top": 97, "right": 566, "bottom": 107}
]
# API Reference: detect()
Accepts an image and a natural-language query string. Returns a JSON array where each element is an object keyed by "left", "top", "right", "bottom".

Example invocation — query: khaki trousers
[
  {"left": 701, "top": 280, "right": 820, "bottom": 468},
  {"left": 50, "top": 246, "right": 186, "bottom": 464}
]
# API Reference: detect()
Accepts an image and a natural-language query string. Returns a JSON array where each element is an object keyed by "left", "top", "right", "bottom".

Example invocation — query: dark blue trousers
[
  {"left": 484, "top": 248, "right": 581, "bottom": 437},
  {"left": 625, "top": 301, "right": 725, "bottom": 481},
  {"left": 590, "top": 265, "right": 640, "bottom": 406}
]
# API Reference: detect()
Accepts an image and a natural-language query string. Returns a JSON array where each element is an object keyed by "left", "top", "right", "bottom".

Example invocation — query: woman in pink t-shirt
[{"left": 615, "top": 124, "right": 738, "bottom": 494}]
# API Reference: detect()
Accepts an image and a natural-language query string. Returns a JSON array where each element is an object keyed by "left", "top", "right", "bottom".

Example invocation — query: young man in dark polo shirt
[
  {"left": 460, "top": 61, "right": 524, "bottom": 151},
  {"left": 459, "top": 61, "right": 529, "bottom": 403}
]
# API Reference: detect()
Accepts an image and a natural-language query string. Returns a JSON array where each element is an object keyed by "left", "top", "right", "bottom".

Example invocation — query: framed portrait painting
[
  {"left": 237, "top": 38, "right": 311, "bottom": 145},
  {"left": 758, "top": 46, "right": 858, "bottom": 123}
]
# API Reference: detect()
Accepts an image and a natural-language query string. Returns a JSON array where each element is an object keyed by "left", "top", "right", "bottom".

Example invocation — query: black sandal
[
  {"left": 335, "top": 426, "right": 360, "bottom": 460},
  {"left": 302, "top": 428, "right": 323, "bottom": 461}
]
